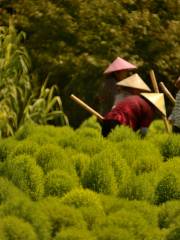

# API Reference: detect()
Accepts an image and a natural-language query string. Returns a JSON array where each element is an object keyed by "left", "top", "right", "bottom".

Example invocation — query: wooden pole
[
  {"left": 149, "top": 70, "right": 159, "bottom": 93},
  {"left": 149, "top": 70, "right": 170, "bottom": 133},
  {"left": 159, "top": 82, "right": 175, "bottom": 105},
  {"left": 70, "top": 94, "right": 104, "bottom": 121}
]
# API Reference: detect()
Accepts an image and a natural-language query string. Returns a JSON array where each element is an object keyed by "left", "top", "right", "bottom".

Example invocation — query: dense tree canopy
[{"left": 0, "top": 0, "right": 180, "bottom": 126}]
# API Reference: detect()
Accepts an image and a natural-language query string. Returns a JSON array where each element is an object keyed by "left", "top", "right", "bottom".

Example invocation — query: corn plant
[
  {"left": 23, "top": 77, "right": 69, "bottom": 126},
  {"left": 0, "top": 19, "right": 68, "bottom": 137},
  {"left": 0, "top": 19, "right": 31, "bottom": 137}
]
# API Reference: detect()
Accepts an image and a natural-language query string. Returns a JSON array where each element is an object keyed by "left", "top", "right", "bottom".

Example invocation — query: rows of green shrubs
[{"left": 0, "top": 117, "right": 179, "bottom": 239}]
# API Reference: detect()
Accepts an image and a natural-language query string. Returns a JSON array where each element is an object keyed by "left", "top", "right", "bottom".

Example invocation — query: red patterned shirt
[{"left": 104, "top": 95, "right": 154, "bottom": 131}]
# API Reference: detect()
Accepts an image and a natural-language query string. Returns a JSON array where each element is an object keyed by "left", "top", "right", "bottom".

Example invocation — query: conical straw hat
[
  {"left": 104, "top": 57, "right": 137, "bottom": 75},
  {"left": 140, "top": 93, "right": 166, "bottom": 116},
  {"left": 116, "top": 73, "right": 151, "bottom": 92}
]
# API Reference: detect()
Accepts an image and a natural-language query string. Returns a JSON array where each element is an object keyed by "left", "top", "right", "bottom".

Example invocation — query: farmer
[
  {"left": 114, "top": 73, "right": 151, "bottom": 107},
  {"left": 168, "top": 76, "right": 180, "bottom": 133},
  {"left": 99, "top": 57, "right": 137, "bottom": 115},
  {"left": 101, "top": 93, "right": 166, "bottom": 137}
]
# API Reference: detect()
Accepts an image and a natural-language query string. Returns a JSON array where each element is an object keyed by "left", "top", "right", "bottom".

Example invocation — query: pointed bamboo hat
[
  {"left": 116, "top": 73, "right": 151, "bottom": 92},
  {"left": 104, "top": 57, "right": 137, "bottom": 75},
  {"left": 140, "top": 93, "right": 166, "bottom": 116}
]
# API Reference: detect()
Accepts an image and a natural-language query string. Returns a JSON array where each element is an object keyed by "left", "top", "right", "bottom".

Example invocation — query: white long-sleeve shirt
[{"left": 171, "top": 90, "right": 180, "bottom": 128}]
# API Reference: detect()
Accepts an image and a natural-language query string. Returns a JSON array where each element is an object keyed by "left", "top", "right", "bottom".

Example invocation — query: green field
[{"left": 0, "top": 117, "right": 179, "bottom": 239}]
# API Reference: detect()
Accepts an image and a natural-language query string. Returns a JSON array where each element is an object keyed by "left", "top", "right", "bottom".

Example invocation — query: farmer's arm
[
  {"left": 139, "top": 127, "right": 148, "bottom": 137},
  {"left": 139, "top": 110, "right": 154, "bottom": 138}
]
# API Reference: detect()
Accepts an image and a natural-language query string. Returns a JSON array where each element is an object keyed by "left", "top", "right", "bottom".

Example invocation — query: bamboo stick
[
  {"left": 70, "top": 94, "right": 104, "bottom": 121},
  {"left": 159, "top": 82, "right": 176, "bottom": 105},
  {"left": 149, "top": 70, "right": 170, "bottom": 133},
  {"left": 149, "top": 70, "right": 159, "bottom": 93}
]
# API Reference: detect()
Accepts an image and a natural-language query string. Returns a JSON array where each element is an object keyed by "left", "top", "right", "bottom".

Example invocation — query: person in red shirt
[{"left": 102, "top": 93, "right": 166, "bottom": 137}]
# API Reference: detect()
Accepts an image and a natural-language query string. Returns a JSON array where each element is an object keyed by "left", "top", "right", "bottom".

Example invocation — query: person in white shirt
[{"left": 169, "top": 76, "right": 180, "bottom": 133}]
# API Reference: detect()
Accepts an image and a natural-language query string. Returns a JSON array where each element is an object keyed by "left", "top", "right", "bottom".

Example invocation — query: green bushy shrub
[
  {"left": 155, "top": 174, "right": 179, "bottom": 204},
  {"left": 147, "top": 133, "right": 170, "bottom": 158},
  {"left": 0, "top": 177, "right": 27, "bottom": 204},
  {"left": 166, "top": 227, "right": 180, "bottom": 240},
  {"left": 82, "top": 146, "right": 134, "bottom": 197},
  {"left": 37, "top": 197, "right": 86, "bottom": 238},
  {"left": 80, "top": 116, "right": 101, "bottom": 131},
  {"left": 79, "top": 206, "right": 105, "bottom": 231},
  {"left": 143, "top": 228, "right": 169, "bottom": 240},
  {"left": 108, "top": 125, "right": 140, "bottom": 142},
  {"left": 15, "top": 122, "right": 37, "bottom": 140},
  {"left": 54, "top": 227, "right": 96, "bottom": 240},
  {"left": 75, "top": 137, "right": 107, "bottom": 157},
  {"left": 100, "top": 194, "right": 126, "bottom": 215},
  {"left": 70, "top": 152, "right": 90, "bottom": 178},
  {"left": 76, "top": 127, "right": 101, "bottom": 139},
  {"left": 28, "top": 131, "right": 58, "bottom": 145},
  {"left": 100, "top": 195, "right": 159, "bottom": 227},
  {"left": 36, "top": 125, "right": 70, "bottom": 139},
  {"left": 44, "top": 169, "right": 79, "bottom": 197},
  {"left": 10, "top": 140, "right": 38, "bottom": 158},
  {"left": 148, "top": 120, "right": 168, "bottom": 135},
  {"left": 95, "top": 226, "right": 135, "bottom": 240},
  {"left": 0, "top": 137, "right": 16, "bottom": 162},
  {"left": 128, "top": 201, "right": 159, "bottom": 228},
  {"left": 16, "top": 123, "right": 70, "bottom": 145},
  {"left": 158, "top": 200, "right": 180, "bottom": 229},
  {"left": 126, "top": 172, "right": 158, "bottom": 202},
  {"left": 155, "top": 158, "right": 180, "bottom": 204},
  {"left": 0, "top": 197, "right": 51, "bottom": 240},
  {"left": 56, "top": 127, "right": 77, "bottom": 149},
  {"left": 82, "top": 152, "right": 118, "bottom": 195},
  {"left": 19, "top": 124, "right": 61, "bottom": 145},
  {"left": 58, "top": 128, "right": 104, "bottom": 156},
  {"left": 117, "top": 139, "right": 163, "bottom": 175},
  {"left": 110, "top": 154, "right": 134, "bottom": 199},
  {"left": 35, "top": 144, "right": 75, "bottom": 174},
  {"left": 160, "top": 135, "right": 180, "bottom": 160},
  {"left": 3, "top": 154, "right": 44, "bottom": 200},
  {"left": 0, "top": 216, "right": 38, "bottom": 240},
  {"left": 97, "top": 209, "right": 149, "bottom": 240},
  {"left": 61, "top": 188, "right": 103, "bottom": 212}
]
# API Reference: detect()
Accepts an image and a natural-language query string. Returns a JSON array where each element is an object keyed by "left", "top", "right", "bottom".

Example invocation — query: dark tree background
[{"left": 0, "top": 0, "right": 180, "bottom": 127}]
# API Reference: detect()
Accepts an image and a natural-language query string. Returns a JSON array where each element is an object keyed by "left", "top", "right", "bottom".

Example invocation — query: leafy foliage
[
  {"left": 44, "top": 169, "right": 79, "bottom": 197},
  {"left": 54, "top": 227, "right": 96, "bottom": 240},
  {"left": 0, "top": 197, "right": 51, "bottom": 240},
  {"left": 155, "top": 158, "right": 180, "bottom": 204},
  {"left": 160, "top": 135, "right": 180, "bottom": 160},
  {"left": 82, "top": 152, "right": 118, "bottom": 195},
  {"left": 61, "top": 188, "right": 103, "bottom": 211},
  {"left": 3, "top": 154, "right": 44, "bottom": 200},
  {"left": 0, "top": 21, "right": 68, "bottom": 137},
  {"left": 1, "top": 0, "right": 179, "bottom": 125},
  {"left": 158, "top": 200, "right": 180, "bottom": 229},
  {"left": 0, "top": 121, "right": 179, "bottom": 238},
  {"left": 95, "top": 226, "right": 135, "bottom": 240},
  {"left": 117, "top": 139, "right": 163, "bottom": 175},
  {"left": 35, "top": 144, "right": 75, "bottom": 174},
  {"left": 37, "top": 197, "right": 86, "bottom": 238},
  {"left": 0, "top": 215, "right": 38, "bottom": 240}
]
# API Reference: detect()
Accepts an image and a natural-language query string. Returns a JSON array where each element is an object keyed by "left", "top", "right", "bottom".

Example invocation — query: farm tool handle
[
  {"left": 70, "top": 94, "right": 104, "bottom": 121},
  {"left": 149, "top": 70, "right": 170, "bottom": 133},
  {"left": 159, "top": 82, "right": 176, "bottom": 105}
]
